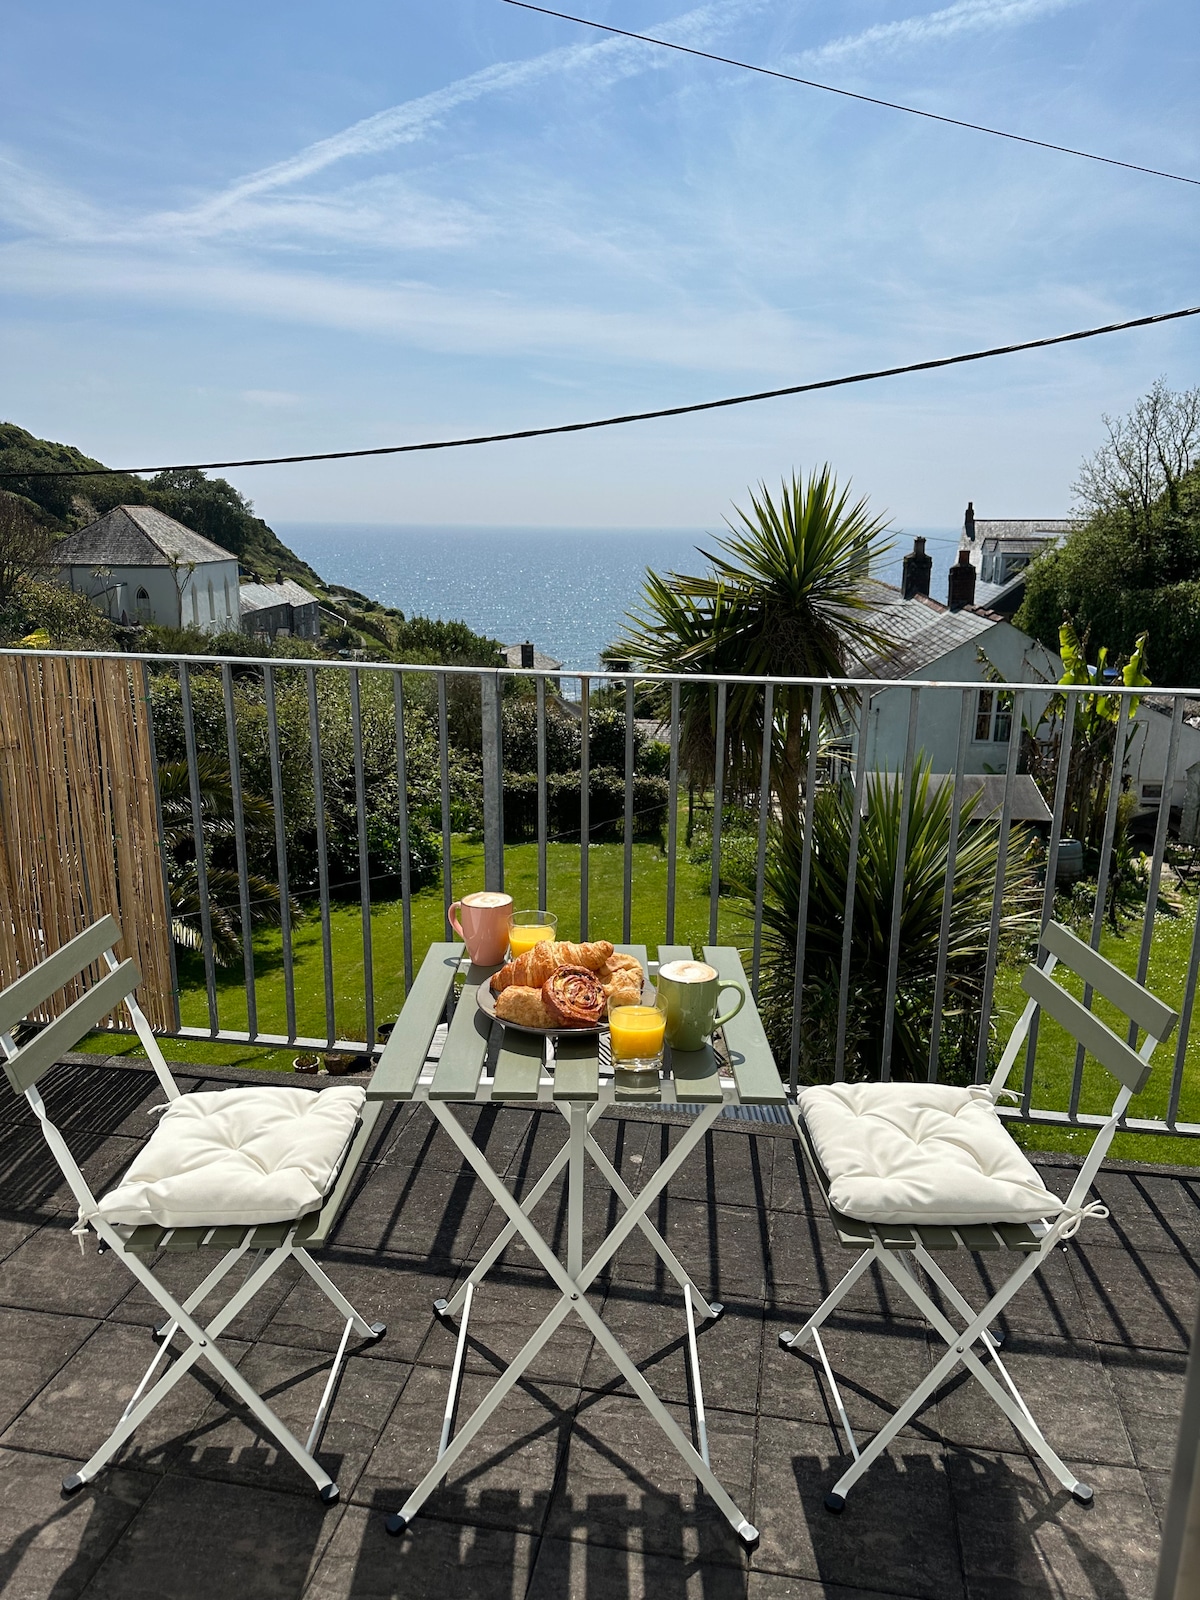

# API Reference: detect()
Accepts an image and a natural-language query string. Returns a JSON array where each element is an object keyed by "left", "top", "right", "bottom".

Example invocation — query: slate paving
[{"left": 0, "top": 1054, "right": 1194, "bottom": 1599}]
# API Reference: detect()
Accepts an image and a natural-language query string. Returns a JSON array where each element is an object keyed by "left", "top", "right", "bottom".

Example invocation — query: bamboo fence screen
[{"left": 0, "top": 654, "right": 176, "bottom": 1031}]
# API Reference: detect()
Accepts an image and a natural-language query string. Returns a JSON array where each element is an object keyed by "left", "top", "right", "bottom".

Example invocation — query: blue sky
[{"left": 1, "top": 0, "right": 1197, "bottom": 533}]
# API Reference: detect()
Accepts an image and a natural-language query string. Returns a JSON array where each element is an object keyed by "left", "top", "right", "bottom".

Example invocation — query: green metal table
[{"left": 367, "top": 942, "right": 785, "bottom": 1546}]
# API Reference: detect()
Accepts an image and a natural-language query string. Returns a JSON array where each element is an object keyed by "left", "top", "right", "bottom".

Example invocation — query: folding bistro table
[{"left": 368, "top": 942, "right": 785, "bottom": 1546}]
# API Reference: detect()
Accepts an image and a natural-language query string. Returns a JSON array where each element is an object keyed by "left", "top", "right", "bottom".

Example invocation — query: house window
[
  {"left": 1142, "top": 782, "right": 1164, "bottom": 801},
  {"left": 975, "top": 688, "right": 1013, "bottom": 743},
  {"left": 135, "top": 586, "right": 152, "bottom": 622},
  {"left": 224, "top": 576, "right": 233, "bottom": 617},
  {"left": 190, "top": 585, "right": 199, "bottom": 627},
  {"left": 207, "top": 579, "right": 216, "bottom": 623}
]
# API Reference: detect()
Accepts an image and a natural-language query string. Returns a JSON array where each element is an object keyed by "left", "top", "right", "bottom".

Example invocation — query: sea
[{"left": 276, "top": 522, "right": 960, "bottom": 673}]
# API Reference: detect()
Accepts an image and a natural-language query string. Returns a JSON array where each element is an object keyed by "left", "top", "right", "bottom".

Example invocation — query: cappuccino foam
[
  {"left": 462, "top": 891, "right": 511, "bottom": 908},
  {"left": 659, "top": 959, "right": 717, "bottom": 983}
]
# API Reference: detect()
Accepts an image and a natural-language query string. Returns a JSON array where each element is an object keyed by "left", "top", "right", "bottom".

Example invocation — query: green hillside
[{"left": 0, "top": 423, "right": 323, "bottom": 591}]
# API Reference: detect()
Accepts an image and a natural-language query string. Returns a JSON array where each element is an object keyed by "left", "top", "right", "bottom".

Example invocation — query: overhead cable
[
  {"left": 502, "top": 0, "right": 1200, "bottom": 189},
  {"left": 5, "top": 304, "right": 1199, "bottom": 479}
]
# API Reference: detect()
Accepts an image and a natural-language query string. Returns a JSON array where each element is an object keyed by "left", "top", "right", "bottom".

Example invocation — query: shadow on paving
[{"left": 0, "top": 1060, "right": 1191, "bottom": 1600}]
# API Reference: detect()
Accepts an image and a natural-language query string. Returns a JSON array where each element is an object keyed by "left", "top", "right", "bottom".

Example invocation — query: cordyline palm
[
  {"left": 754, "top": 760, "right": 1039, "bottom": 1081},
  {"left": 615, "top": 468, "right": 891, "bottom": 817},
  {"left": 158, "top": 756, "right": 287, "bottom": 965}
]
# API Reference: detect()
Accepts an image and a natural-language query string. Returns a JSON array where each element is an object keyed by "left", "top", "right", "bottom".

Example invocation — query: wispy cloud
[
  {"left": 796, "top": 0, "right": 1082, "bottom": 69},
  {"left": 162, "top": 0, "right": 772, "bottom": 231}
]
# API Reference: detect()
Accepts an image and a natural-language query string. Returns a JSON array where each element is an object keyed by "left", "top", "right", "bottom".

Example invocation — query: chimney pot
[
  {"left": 901, "top": 535, "right": 932, "bottom": 600},
  {"left": 520, "top": 640, "right": 535, "bottom": 669},
  {"left": 947, "top": 548, "right": 977, "bottom": 611},
  {"left": 964, "top": 502, "right": 976, "bottom": 542}
]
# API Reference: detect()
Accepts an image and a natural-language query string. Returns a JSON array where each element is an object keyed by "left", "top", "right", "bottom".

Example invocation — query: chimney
[
  {"left": 901, "top": 535, "right": 932, "bottom": 600},
  {"left": 275, "top": 567, "right": 283, "bottom": 585},
  {"left": 964, "top": 501, "right": 976, "bottom": 542},
  {"left": 520, "top": 640, "right": 535, "bottom": 669},
  {"left": 947, "top": 549, "right": 977, "bottom": 611}
]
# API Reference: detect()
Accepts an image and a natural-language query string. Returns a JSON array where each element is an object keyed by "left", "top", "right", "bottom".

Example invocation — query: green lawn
[{"left": 81, "top": 840, "right": 1200, "bottom": 1168}]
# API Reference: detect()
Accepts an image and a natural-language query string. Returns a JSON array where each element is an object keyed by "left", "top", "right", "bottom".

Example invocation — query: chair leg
[
  {"left": 293, "top": 1249, "right": 386, "bottom": 1341},
  {"left": 778, "top": 1249, "right": 874, "bottom": 1350}
]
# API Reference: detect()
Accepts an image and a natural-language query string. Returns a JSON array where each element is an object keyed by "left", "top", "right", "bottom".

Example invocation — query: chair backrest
[
  {"left": 1019, "top": 920, "right": 1177, "bottom": 1096},
  {"left": 0, "top": 915, "right": 168, "bottom": 1099}
]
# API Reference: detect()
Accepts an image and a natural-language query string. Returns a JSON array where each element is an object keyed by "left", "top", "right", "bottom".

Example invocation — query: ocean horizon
[{"left": 277, "top": 522, "right": 961, "bottom": 672}]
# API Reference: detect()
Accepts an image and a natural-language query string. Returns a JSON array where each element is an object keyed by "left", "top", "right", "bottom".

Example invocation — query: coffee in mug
[
  {"left": 448, "top": 891, "right": 513, "bottom": 965},
  {"left": 655, "top": 959, "right": 745, "bottom": 1052}
]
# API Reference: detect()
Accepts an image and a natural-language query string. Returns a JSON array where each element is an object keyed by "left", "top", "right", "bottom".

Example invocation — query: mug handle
[
  {"left": 447, "top": 901, "right": 464, "bottom": 940},
  {"left": 713, "top": 980, "right": 745, "bottom": 1028}
]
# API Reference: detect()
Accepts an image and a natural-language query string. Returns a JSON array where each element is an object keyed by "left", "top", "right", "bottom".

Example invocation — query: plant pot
[{"left": 293, "top": 1054, "right": 320, "bottom": 1075}]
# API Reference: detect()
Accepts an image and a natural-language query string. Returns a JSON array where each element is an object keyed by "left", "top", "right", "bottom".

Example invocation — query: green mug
[{"left": 655, "top": 959, "right": 745, "bottom": 1052}]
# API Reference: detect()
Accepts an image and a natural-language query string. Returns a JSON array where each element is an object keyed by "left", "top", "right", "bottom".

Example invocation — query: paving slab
[
  {"left": 75, "top": 1472, "right": 341, "bottom": 1600},
  {"left": 353, "top": 1362, "right": 577, "bottom": 1534},
  {"left": 543, "top": 1389, "right": 757, "bottom": 1569},
  {"left": 750, "top": 1413, "right": 963, "bottom": 1600},
  {"left": 0, "top": 1449, "right": 154, "bottom": 1600},
  {"left": 307, "top": 1505, "right": 537, "bottom": 1600},
  {"left": 0, "top": 1305, "right": 98, "bottom": 1434},
  {"left": 582, "top": 1286, "right": 765, "bottom": 1414},
  {"left": 265, "top": 1249, "right": 453, "bottom": 1366},
  {"left": 946, "top": 1449, "right": 1161, "bottom": 1600}
]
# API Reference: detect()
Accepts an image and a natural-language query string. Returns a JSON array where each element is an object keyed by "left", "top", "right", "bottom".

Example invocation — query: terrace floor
[{"left": 1, "top": 1054, "right": 1196, "bottom": 1600}]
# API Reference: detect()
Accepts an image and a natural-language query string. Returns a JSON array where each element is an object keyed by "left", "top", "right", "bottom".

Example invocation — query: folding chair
[
  {"left": 781, "top": 918, "right": 1179, "bottom": 1511},
  {"left": 0, "top": 915, "right": 386, "bottom": 1504}
]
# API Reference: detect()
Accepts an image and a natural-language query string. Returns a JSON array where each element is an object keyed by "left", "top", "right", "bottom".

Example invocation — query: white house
[
  {"left": 958, "top": 502, "right": 1074, "bottom": 612},
  {"left": 54, "top": 505, "right": 241, "bottom": 634},
  {"left": 852, "top": 540, "right": 1200, "bottom": 817}
]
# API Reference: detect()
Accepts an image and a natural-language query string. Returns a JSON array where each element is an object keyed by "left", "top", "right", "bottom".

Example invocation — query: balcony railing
[{"left": 4, "top": 645, "right": 1199, "bottom": 1143}]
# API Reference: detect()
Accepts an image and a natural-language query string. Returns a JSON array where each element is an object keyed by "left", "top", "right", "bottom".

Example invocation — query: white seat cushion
[
  {"left": 95, "top": 1084, "right": 367, "bottom": 1231},
  {"left": 797, "top": 1082, "right": 1063, "bottom": 1226}
]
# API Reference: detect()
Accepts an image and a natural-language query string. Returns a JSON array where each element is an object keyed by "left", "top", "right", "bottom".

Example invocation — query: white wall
[
  {"left": 858, "top": 622, "right": 1200, "bottom": 812},
  {"left": 860, "top": 622, "right": 1061, "bottom": 774},
  {"left": 61, "top": 558, "right": 240, "bottom": 634}
]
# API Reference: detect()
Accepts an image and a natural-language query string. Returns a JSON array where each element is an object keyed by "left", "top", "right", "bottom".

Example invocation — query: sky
[{"left": 1, "top": 0, "right": 1197, "bottom": 534}]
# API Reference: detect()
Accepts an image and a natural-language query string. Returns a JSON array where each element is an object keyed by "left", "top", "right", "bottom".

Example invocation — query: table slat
[
  {"left": 491, "top": 1030, "right": 545, "bottom": 1100},
  {"left": 429, "top": 961, "right": 500, "bottom": 1100},
  {"left": 366, "top": 943, "right": 461, "bottom": 1102},
  {"left": 704, "top": 945, "right": 786, "bottom": 1105},
  {"left": 553, "top": 1038, "right": 600, "bottom": 1101},
  {"left": 667, "top": 1044, "right": 724, "bottom": 1102}
]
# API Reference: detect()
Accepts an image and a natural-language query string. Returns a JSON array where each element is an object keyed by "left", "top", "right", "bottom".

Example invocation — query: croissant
[
  {"left": 491, "top": 940, "right": 562, "bottom": 994},
  {"left": 494, "top": 985, "right": 554, "bottom": 1027},
  {"left": 542, "top": 966, "right": 607, "bottom": 1027},
  {"left": 605, "top": 982, "right": 643, "bottom": 1010},
  {"left": 597, "top": 953, "right": 644, "bottom": 998},
  {"left": 554, "top": 940, "right": 614, "bottom": 971}
]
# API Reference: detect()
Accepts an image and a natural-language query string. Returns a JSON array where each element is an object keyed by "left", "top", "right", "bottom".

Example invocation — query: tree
[
  {"left": 0, "top": 493, "right": 52, "bottom": 608},
  {"left": 1075, "top": 378, "right": 1200, "bottom": 531},
  {"left": 1017, "top": 381, "right": 1200, "bottom": 684},
  {"left": 754, "top": 760, "right": 1039, "bottom": 1082},
  {"left": 613, "top": 469, "right": 892, "bottom": 817}
]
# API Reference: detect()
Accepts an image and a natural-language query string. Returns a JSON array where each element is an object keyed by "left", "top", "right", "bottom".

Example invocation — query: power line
[
  {"left": 5, "top": 303, "right": 1199, "bottom": 479},
  {"left": 502, "top": 0, "right": 1200, "bottom": 189}
]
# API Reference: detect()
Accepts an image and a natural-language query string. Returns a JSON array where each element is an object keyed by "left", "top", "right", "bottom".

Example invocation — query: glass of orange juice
[
  {"left": 508, "top": 909, "right": 557, "bottom": 959},
  {"left": 607, "top": 1001, "right": 666, "bottom": 1078}
]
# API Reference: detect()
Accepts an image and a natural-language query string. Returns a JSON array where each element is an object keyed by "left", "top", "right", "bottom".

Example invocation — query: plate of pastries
[{"left": 478, "top": 940, "right": 647, "bottom": 1034}]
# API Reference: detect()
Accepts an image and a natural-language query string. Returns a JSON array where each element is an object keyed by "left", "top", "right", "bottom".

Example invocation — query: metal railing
[{"left": 5, "top": 645, "right": 1200, "bottom": 1141}]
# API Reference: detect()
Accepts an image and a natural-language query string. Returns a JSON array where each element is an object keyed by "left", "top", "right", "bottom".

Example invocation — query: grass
[{"left": 81, "top": 838, "right": 1200, "bottom": 1168}]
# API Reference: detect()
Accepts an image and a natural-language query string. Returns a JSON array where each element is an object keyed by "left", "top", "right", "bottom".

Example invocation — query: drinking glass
[
  {"left": 508, "top": 909, "right": 557, "bottom": 960},
  {"left": 607, "top": 1000, "right": 666, "bottom": 1079}
]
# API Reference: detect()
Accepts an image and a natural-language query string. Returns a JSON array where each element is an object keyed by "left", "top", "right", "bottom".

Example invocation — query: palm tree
[
  {"left": 157, "top": 756, "right": 287, "bottom": 965},
  {"left": 614, "top": 468, "right": 891, "bottom": 817},
  {"left": 754, "top": 761, "right": 1039, "bottom": 1082}
]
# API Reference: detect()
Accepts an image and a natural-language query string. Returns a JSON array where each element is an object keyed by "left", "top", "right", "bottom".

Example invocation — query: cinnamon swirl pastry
[{"left": 542, "top": 966, "right": 606, "bottom": 1028}]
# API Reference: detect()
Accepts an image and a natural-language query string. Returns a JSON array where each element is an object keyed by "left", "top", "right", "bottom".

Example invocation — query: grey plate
[{"left": 475, "top": 980, "right": 606, "bottom": 1038}]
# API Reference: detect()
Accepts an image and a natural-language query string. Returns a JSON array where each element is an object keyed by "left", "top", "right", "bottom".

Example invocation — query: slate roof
[
  {"left": 862, "top": 772, "right": 1053, "bottom": 822},
  {"left": 852, "top": 578, "right": 999, "bottom": 679},
  {"left": 504, "top": 642, "right": 563, "bottom": 671},
  {"left": 239, "top": 578, "right": 321, "bottom": 613},
  {"left": 53, "top": 505, "right": 236, "bottom": 567},
  {"left": 970, "top": 518, "right": 1074, "bottom": 545}
]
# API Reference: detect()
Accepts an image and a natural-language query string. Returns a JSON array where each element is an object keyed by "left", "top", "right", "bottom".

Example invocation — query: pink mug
[{"left": 447, "top": 891, "right": 513, "bottom": 965}]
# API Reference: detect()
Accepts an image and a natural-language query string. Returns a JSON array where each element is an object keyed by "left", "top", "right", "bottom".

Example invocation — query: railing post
[{"left": 481, "top": 671, "right": 505, "bottom": 893}]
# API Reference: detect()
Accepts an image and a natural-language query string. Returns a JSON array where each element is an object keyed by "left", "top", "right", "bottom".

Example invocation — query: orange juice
[
  {"left": 608, "top": 1005, "right": 665, "bottom": 1062},
  {"left": 508, "top": 923, "right": 555, "bottom": 959}
]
